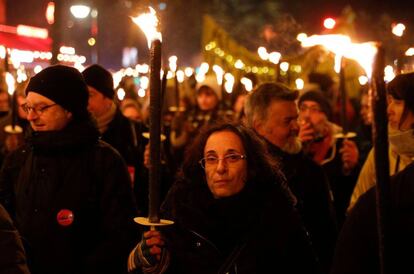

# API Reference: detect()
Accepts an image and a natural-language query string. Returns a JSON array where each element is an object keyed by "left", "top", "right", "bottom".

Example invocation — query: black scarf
[{"left": 26, "top": 118, "right": 100, "bottom": 155}]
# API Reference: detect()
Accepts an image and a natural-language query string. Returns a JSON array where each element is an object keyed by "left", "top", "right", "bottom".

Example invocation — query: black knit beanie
[
  {"left": 25, "top": 65, "right": 89, "bottom": 120},
  {"left": 82, "top": 64, "right": 114, "bottom": 99},
  {"left": 298, "top": 90, "right": 332, "bottom": 120}
]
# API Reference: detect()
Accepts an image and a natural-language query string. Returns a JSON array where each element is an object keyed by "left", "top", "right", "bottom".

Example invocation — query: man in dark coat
[
  {"left": 82, "top": 64, "right": 153, "bottom": 216},
  {"left": 245, "top": 82, "right": 337, "bottom": 273},
  {"left": 298, "top": 91, "right": 360, "bottom": 228},
  {"left": 0, "top": 203, "right": 30, "bottom": 273},
  {"left": 0, "top": 65, "right": 139, "bottom": 274}
]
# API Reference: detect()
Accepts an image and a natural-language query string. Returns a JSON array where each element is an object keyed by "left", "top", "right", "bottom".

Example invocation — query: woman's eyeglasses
[{"left": 199, "top": 153, "right": 246, "bottom": 169}]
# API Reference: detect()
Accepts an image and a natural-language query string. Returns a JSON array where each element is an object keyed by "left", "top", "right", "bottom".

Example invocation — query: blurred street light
[
  {"left": 280, "top": 61, "right": 289, "bottom": 72},
  {"left": 295, "top": 78, "right": 304, "bottom": 90},
  {"left": 268, "top": 51, "right": 281, "bottom": 64},
  {"left": 257, "top": 47, "right": 268, "bottom": 60},
  {"left": 405, "top": 47, "right": 414, "bottom": 56},
  {"left": 358, "top": 75, "right": 368, "bottom": 85},
  {"left": 70, "top": 3, "right": 99, "bottom": 64},
  {"left": 392, "top": 23, "right": 406, "bottom": 37},
  {"left": 296, "top": 33, "right": 307, "bottom": 42},
  {"left": 323, "top": 18, "right": 336, "bottom": 30},
  {"left": 391, "top": 23, "right": 407, "bottom": 74},
  {"left": 70, "top": 5, "right": 91, "bottom": 19}
]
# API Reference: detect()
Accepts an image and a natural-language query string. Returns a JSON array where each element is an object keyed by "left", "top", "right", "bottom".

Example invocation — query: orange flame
[
  {"left": 301, "top": 34, "right": 377, "bottom": 77},
  {"left": 131, "top": 7, "right": 162, "bottom": 49}
]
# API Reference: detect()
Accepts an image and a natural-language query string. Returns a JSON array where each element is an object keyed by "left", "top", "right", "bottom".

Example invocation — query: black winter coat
[
  {"left": 101, "top": 108, "right": 172, "bottom": 216},
  {"left": 0, "top": 203, "right": 30, "bottom": 274},
  {"left": 0, "top": 119, "right": 139, "bottom": 274},
  {"left": 310, "top": 138, "right": 360, "bottom": 228},
  {"left": 331, "top": 162, "right": 414, "bottom": 274},
  {"left": 267, "top": 143, "right": 337, "bottom": 273},
  {"left": 101, "top": 109, "right": 147, "bottom": 170},
  {"left": 158, "top": 178, "right": 320, "bottom": 274}
]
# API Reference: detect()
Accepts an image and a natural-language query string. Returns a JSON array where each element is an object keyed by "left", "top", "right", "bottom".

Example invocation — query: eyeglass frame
[
  {"left": 298, "top": 104, "right": 323, "bottom": 114},
  {"left": 199, "top": 153, "right": 247, "bottom": 169},
  {"left": 21, "top": 103, "right": 58, "bottom": 115}
]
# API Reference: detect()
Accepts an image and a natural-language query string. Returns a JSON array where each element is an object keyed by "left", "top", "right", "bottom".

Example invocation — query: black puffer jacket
[
  {"left": 158, "top": 178, "right": 320, "bottom": 274},
  {"left": 0, "top": 119, "right": 139, "bottom": 274}
]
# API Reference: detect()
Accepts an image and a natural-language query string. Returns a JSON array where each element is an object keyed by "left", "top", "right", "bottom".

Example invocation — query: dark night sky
[{"left": 5, "top": 0, "right": 414, "bottom": 68}]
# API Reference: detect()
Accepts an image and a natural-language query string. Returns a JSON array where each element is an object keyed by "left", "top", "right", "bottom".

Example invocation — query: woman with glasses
[{"left": 128, "top": 122, "right": 320, "bottom": 274}]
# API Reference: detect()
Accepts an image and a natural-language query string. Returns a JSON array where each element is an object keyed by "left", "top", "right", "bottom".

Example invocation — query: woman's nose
[{"left": 215, "top": 158, "right": 228, "bottom": 173}]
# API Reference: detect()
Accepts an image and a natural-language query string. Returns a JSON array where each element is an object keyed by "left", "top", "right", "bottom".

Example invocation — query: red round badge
[{"left": 57, "top": 209, "right": 74, "bottom": 226}]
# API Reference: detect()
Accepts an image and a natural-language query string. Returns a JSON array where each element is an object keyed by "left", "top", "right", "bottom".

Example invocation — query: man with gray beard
[{"left": 244, "top": 82, "right": 337, "bottom": 274}]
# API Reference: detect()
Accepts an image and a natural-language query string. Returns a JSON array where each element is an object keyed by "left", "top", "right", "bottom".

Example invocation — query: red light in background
[
  {"left": 323, "top": 17, "right": 336, "bottom": 29},
  {"left": 46, "top": 2, "right": 55, "bottom": 25}
]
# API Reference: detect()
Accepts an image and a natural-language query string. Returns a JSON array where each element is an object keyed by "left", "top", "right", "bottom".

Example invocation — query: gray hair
[{"left": 244, "top": 82, "right": 298, "bottom": 127}]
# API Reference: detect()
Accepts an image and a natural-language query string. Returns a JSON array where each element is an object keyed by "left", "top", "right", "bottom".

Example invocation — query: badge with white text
[{"left": 57, "top": 209, "right": 74, "bottom": 226}]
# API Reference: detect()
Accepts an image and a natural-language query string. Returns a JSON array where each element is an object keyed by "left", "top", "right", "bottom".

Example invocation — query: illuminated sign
[{"left": 17, "top": 25, "right": 48, "bottom": 39}]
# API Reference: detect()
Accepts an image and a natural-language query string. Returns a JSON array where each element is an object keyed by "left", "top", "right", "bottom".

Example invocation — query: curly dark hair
[{"left": 180, "top": 122, "right": 288, "bottom": 192}]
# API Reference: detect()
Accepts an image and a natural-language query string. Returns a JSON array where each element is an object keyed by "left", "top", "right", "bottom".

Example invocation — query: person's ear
[
  {"left": 65, "top": 111, "right": 73, "bottom": 119},
  {"left": 253, "top": 119, "right": 264, "bottom": 135}
]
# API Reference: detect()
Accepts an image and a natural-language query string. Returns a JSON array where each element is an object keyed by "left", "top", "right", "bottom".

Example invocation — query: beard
[{"left": 281, "top": 136, "right": 303, "bottom": 155}]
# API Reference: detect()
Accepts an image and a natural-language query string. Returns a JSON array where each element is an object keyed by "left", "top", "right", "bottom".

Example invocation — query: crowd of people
[{"left": 0, "top": 63, "right": 413, "bottom": 274}]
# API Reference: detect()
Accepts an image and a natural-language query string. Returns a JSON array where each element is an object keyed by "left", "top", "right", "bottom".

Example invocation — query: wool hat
[
  {"left": 298, "top": 90, "right": 332, "bottom": 120},
  {"left": 25, "top": 65, "right": 89, "bottom": 119},
  {"left": 82, "top": 64, "right": 115, "bottom": 99},
  {"left": 195, "top": 74, "right": 221, "bottom": 99}
]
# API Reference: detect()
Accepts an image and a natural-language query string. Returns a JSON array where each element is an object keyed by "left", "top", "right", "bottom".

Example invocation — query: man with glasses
[
  {"left": 0, "top": 65, "right": 138, "bottom": 274},
  {"left": 298, "top": 90, "right": 360, "bottom": 229},
  {"left": 244, "top": 83, "right": 337, "bottom": 273}
]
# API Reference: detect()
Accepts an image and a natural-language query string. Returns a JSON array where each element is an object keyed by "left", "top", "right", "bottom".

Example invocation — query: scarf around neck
[
  {"left": 388, "top": 127, "right": 414, "bottom": 159},
  {"left": 26, "top": 118, "right": 100, "bottom": 154},
  {"left": 96, "top": 102, "right": 116, "bottom": 134}
]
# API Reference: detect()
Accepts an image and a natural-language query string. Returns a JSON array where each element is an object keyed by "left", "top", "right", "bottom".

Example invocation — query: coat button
[
  {"left": 196, "top": 242, "right": 201, "bottom": 247},
  {"left": 34, "top": 208, "right": 38, "bottom": 213}
]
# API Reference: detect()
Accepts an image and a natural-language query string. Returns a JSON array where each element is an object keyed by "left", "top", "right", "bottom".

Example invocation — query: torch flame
[
  {"left": 301, "top": 34, "right": 377, "bottom": 78},
  {"left": 345, "top": 42, "right": 377, "bottom": 78},
  {"left": 131, "top": 7, "right": 162, "bottom": 49}
]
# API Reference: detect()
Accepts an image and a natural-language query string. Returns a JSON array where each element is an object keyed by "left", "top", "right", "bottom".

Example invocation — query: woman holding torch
[{"left": 128, "top": 122, "right": 320, "bottom": 274}]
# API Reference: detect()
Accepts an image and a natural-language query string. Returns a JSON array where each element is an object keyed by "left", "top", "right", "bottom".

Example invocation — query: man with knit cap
[
  {"left": 298, "top": 90, "right": 360, "bottom": 228},
  {"left": 0, "top": 65, "right": 139, "bottom": 274},
  {"left": 82, "top": 64, "right": 149, "bottom": 214}
]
